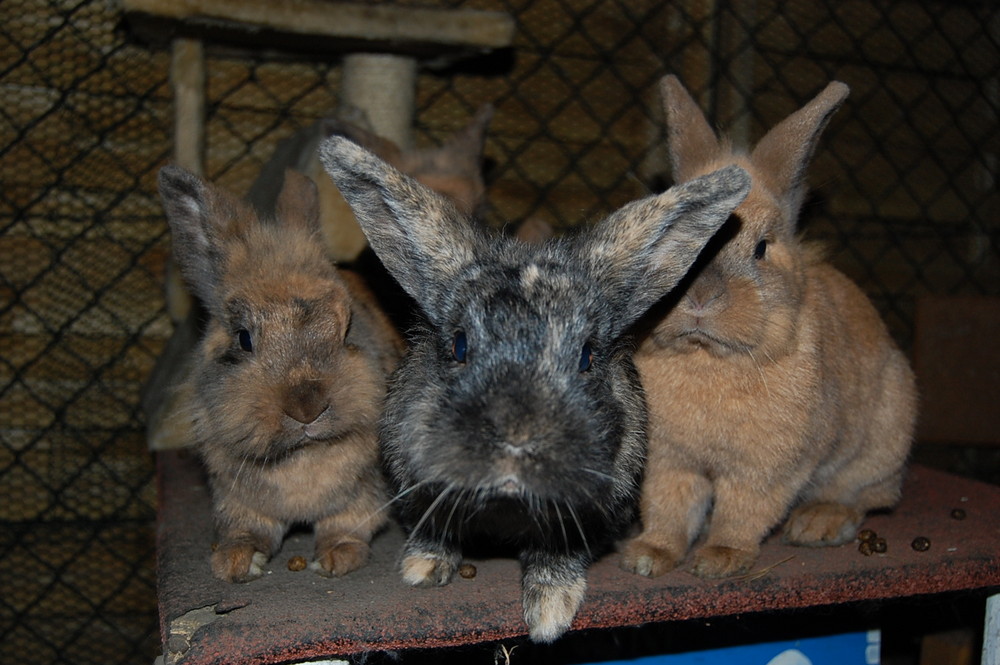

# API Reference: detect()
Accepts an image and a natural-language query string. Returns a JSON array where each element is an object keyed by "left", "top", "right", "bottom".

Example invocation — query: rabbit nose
[
  {"left": 501, "top": 431, "right": 537, "bottom": 456},
  {"left": 686, "top": 271, "right": 725, "bottom": 313},
  {"left": 283, "top": 382, "right": 330, "bottom": 424}
]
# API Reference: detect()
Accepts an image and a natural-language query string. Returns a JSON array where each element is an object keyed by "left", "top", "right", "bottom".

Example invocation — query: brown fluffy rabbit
[
  {"left": 159, "top": 166, "right": 404, "bottom": 583},
  {"left": 620, "top": 76, "right": 917, "bottom": 579}
]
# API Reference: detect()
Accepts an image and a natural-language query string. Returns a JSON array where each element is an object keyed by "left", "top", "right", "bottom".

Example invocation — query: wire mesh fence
[{"left": 1, "top": 0, "right": 997, "bottom": 663}]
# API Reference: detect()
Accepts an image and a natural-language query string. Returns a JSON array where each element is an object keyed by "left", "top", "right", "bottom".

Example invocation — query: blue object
[{"left": 592, "top": 630, "right": 880, "bottom": 665}]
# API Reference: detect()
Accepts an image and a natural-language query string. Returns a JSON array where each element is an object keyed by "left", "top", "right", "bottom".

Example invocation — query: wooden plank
[
  {"left": 122, "top": 0, "right": 515, "bottom": 52},
  {"left": 156, "top": 452, "right": 1000, "bottom": 663}
]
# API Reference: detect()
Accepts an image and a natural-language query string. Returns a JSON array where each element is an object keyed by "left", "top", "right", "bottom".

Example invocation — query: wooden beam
[{"left": 122, "top": 0, "right": 515, "bottom": 53}]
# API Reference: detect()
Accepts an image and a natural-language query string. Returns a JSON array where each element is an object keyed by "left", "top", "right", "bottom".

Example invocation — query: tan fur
[
  {"left": 620, "top": 77, "right": 917, "bottom": 579},
  {"left": 161, "top": 167, "right": 404, "bottom": 583},
  {"left": 307, "top": 105, "right": 493, "bottom": 261}
]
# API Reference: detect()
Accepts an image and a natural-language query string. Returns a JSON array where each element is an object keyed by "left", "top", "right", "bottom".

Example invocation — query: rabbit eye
[
  {"left": 237, "top": 329, "right": 253, "bottom": 353},
  {"left": 451, "top": 330, "right": 468, "bottom": 363},
  {"left": 753, "top": 239, "right": 768, "bottom": 260},
  {"left": 579, "top": 342, "right": 593, "bottom": 372}
]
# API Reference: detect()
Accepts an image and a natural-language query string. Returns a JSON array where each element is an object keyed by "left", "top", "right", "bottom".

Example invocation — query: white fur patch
[
  {"left": 523, "top": 578, "right": 587, "bottom": 643},
  {"left": 521, "top": 263, "right": 542, "bottom": 292},
  {"left": 401, "top": 553, "right": 454, "bottom": 587},
  {"left": 248, "top": 551, "right": 269, "bottom": 578}
]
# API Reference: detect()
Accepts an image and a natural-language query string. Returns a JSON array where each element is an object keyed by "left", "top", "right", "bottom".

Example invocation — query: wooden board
[{"left": 156, "top": 451, "right": 1000, "bottom": 664}]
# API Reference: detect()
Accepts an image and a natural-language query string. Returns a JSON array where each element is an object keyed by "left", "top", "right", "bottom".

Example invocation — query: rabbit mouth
[
  {"left": 492, "top": 474, "right": 524, "bottom": 496},
  {"left": 678, "top": 328, "right": 743, "bottom": 353}
]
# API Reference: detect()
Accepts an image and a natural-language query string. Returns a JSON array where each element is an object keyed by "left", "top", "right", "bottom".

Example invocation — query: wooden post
[
  {"left": 341, "top": 54, "right": 418, "bottom": 151},
  {"left": 165, "top": 37, "right": 205, "bottom": 324}
]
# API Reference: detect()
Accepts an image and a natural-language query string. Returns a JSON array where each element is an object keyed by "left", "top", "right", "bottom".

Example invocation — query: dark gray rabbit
[{"left": 318, "top": 136, "right": 750, "bottom": 641}]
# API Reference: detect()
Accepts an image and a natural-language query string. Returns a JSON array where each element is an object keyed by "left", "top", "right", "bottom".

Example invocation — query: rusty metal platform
[{"left": 156, "top": 450, "right": 1000, "bottom": 664}]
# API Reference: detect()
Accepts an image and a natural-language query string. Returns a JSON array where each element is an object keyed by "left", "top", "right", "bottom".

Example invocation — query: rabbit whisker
[
  {"left": 410, "top": 482, "right": 456, "bottom": 542},
  {"left": 745, "top": 348, "right": 771, "bottom": 399},
  {"left": 551, "top": 500, "right": 571, "bottom": 554},
  {"left": 564, "top": 500, "right": 593, "bottom": 561},
  {"left": 440, "top": 487, "right": 467, "bottom": 545},
  {"left": 581, "top": 467, "right": 616, "bottom": 484},
  {"left": 350, "top": 480, "right": 432, "bottom": 532}
]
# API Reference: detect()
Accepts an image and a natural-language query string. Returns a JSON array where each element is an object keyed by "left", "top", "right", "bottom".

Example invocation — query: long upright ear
[
  {"left": 317, "top": 135, "right": 482, "bottom": 323},
  {"left": 583, "top": 164, "right": 751, "bottom": 334},
  {"left": 274, "top": 169, "right": 321, "bottom": 235},
  {"left": 661, "top": 75, "right": 723, "bottom": 183},
  {"left": 750, "top": 81, "right": 849, "bottom": 217},
  {"left": 158, "top": 165, "right": 240, "bottom": 308},
  {"left": 438, "top": 103, "right": 493, "bottom": 163}
]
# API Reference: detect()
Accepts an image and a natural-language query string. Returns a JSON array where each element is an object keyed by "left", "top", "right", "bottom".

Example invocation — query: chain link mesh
[{"left": 1, "top": 0, "right": 997, "bottom": 663}]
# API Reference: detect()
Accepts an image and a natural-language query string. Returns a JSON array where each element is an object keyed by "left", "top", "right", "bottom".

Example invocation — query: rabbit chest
[
  {"left": 213, "top": 433, "right": 379, "bottom": 523},
  {"left": 634, "top": 338, "right": 832, "bottom": 475}
]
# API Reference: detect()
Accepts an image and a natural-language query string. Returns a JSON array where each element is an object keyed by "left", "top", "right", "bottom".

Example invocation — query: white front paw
[
  {"left": 522, "top": 577, "right": 586, "bottom": 643},
  {"left": 401, "top": 552, "right": 457, "bottom": 587}
]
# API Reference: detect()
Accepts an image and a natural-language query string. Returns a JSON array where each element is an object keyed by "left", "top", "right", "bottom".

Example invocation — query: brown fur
[
  {"left": 159, "top": 166, "right": 404, "bottom": 583},
  {"left": 620, "top": 77, "right": 917, "bottom": 579},
  {"left": 310, "top": 105, "right": 493, "bottom": 261}
]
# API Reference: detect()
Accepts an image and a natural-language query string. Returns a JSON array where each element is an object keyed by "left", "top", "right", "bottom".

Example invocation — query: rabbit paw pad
[
  {"left": 690, "top": 545, "right": 756, "bottom": 578},
  {"left": 784, "top": 502, "right": 861, "bottom": 546},
  {"left": 619, "top": 540, "right": 681, "bottom": 578},
  {"left": 212, "top": 546, "right": 268, "bottom": 583},
  {"left": 311, "top": 541, "right": 370, "bottom": 577},
  {"left": 401, "top": 553, "right": 456, "bottom": 587}
]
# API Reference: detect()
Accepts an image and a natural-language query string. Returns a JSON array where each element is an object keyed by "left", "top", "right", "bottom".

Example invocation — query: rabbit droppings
[
  {"left": 318, "top": 135, "right": 751, "bottom": 641},
  {"left": 158, "top": 166, "right": 405, "bottom": 583},
  {"left": 620, "top": 77, "right": 917, "bottom": 580}
]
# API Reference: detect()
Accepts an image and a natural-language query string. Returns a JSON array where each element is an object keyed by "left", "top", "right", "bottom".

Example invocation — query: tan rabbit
[
  {"left": 620, "top": 76, "right": 917, "bottom": 580},
  {"left": 246, "top": 104, "right": 494, "bottom": 262},
  {"left": 158, "top": 166, "right": 404, "bottom": 583}
]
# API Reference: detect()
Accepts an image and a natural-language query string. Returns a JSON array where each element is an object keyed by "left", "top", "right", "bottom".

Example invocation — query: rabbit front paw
[
  {"left": 212, "top": 545, "right": 269, "bottom": 583},
  {"left": 522, "top": 576, "right": 586, "bottom": 643},
  {"left": 690, "top": 545, "right": 757, "bottom": 578},
  {"left": 311, "top": 540, "right": 370, "bottom": 577},
  {"left": 400, "top": 550, "right": 459, "bottom": 587},
  {"left": 619, "top": 539, "right": 683, "bottom": 578},
  {"left": 783, "top": 502, "right": 861, "bottom": 546}
]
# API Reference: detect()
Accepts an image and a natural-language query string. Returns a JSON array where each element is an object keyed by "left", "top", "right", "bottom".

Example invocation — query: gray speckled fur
[{"left": 319, "top": 136, "right": 750, "bottom": 642}]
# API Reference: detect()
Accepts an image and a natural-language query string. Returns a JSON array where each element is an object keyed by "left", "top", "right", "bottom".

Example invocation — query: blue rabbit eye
[
  {"left": 579, "top": 342, "right": 593, "bottom": 372},
  {"left": 451, "top": 330, "right": 467, "bottom": 363},
  {"left": 754, "top": 239, "right": 768, "bottom": 260},
  {"left": 237, "top": 329, "right": 253, "bottom": 353}
]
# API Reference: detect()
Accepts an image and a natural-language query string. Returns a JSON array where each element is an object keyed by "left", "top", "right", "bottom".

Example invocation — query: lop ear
[
  {"left": 274, "top": 169, "right": 321, "bottom": 235},
  {"left": 582, "top": 164, "right": 751, "bottom": 335},
  {"left": 751, "top": 81, "right": 849, "bottom": 218},
  {"left": 158, "top": 165, "right": 245, "bottom": 308},
  {"left": 317, "top": 135, "right": 483, "bottom": 323},
  {"left": 660, "top": 75, "right": 724, "bottom": 183}
]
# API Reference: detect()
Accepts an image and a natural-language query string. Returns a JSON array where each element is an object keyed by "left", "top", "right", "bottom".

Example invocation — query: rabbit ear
[
  {"left": 158, "top": 165, "right": 241, "bottom": 307},
  {"left": 318, "top": 135, "right": 481, "bottom": 322},
  {"left": 584, "top": 164, "right": 751, "bottom": 334},
  {"left": 751, "top": 81, "right": 849, "bottom": 220},
  {"left": 439, "top": 103, "right": 493, "bottom": 161},
  {"left": 660, "top": 75, "right": 723, "bottom": 183},
  {"left": 274, "top": 169, "right": 321, "bottom": 235}
]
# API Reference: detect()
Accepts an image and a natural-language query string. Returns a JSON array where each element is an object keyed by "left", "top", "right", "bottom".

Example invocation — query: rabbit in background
[
  {"left": 620, "top": 76, "right": 917, "bottom": 580},
  {"left": 247, "top": 104, "right": 495, "bottom": 263},
  {"left": 318, "top": 134, "right": 750, "bottom": 641},
  {"left": 158, "top": 166, "right": 405, "bottom": 583}
]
